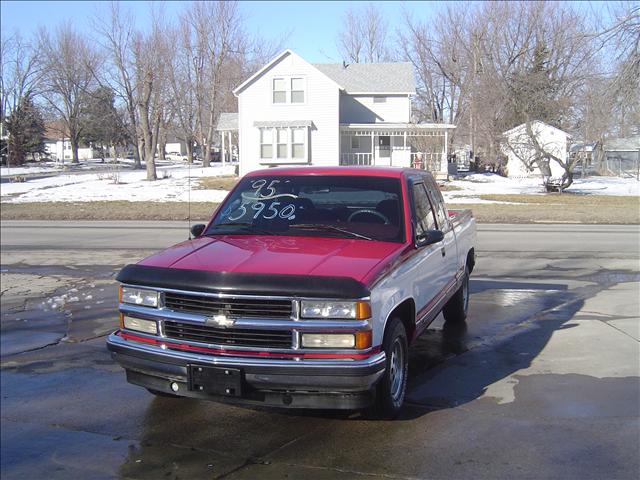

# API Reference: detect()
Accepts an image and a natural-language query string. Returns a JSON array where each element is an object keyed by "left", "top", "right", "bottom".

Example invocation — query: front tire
[
  {"left": 372, "top": 318, "right": 408, "bottom": 419},
  {"left": 443, "top": 265, "right": 470, "bottom": 323}
]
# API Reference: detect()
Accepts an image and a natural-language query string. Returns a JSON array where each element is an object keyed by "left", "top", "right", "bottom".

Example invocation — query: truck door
[
  {"left": 423, "top": 175, "right": 459, "bottom": 285},
  {"left": 409, "top": 181, "right": 449, "bottom": 322}
]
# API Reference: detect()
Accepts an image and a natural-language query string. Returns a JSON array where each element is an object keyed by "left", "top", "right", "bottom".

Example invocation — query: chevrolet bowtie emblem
[{"left": 206, "top": 314, "right": 235, "bottom": 328}]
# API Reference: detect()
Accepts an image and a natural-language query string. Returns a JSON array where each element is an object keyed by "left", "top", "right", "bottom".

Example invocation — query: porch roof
[
  {"left": 216, "top": 112, "right": 238, "bottom": 131},
  {"left": 340, "top": 123, "right": 456, "bottom": 130},
  {"left": 340, "top": 123, "right": 456, "bottom": 136},
  {"left": 254, "top": 120, "right": 313, "bottom": 128}
]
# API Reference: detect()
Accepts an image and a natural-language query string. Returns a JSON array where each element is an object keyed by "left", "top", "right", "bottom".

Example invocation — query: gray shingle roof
[
  {"left": 312, "top": 62, "right": 415, "bottom": 94},
  {"left": 604, "top": 136, "right": 640, "bottom": 152},
  {"left": 216, "top": 112, "right": 238, "bottom": 130}
]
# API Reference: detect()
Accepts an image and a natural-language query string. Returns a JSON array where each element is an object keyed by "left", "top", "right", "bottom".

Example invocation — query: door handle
[{"left": 441, "top": 247, "right": 446, "bottom": 257}]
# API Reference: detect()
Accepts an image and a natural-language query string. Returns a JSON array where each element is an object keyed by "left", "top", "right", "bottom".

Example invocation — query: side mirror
[
  {"left": 190, "top": 223, "right": 206, "bottom": 238},
  {"left": 416, "top": 229, "right": 444, "bottom": 247}
]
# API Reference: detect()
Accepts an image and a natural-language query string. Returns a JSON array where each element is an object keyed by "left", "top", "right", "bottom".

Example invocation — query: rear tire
[
  {"left": 371, "top": 318, "right": 408, "bottom": 419},
  {"left": 443, "top": 265, "right": 469, "bottom": 323}
]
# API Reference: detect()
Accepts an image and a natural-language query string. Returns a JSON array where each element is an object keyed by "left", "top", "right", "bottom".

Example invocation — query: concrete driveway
[{"left": 1, "top": 222, "right": 638, "bottom": 479}]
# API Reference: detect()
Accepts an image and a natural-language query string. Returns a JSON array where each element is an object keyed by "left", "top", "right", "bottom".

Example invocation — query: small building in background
[
  {"left": 602, "top": 137, "right": 640, "bottom": 178},
  {"left": 44, "top": 122, "right": 94, "bottom": 162},
  {"left": 501, "top": 121, "right": 570, "bottom": 179}
]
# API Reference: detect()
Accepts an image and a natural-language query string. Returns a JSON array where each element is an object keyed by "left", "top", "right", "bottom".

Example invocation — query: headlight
[
  {"left": 122, "top": 315, "right": 158, "bottom": 335},
  {"left": 120, "top": 287, "right": 159, "bottom": 308},
  {"left": 300, "top": 300, "right": 371, "bottom": 320}
]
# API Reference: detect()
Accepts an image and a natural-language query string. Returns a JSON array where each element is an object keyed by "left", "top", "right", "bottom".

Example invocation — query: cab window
[{"left": 412, "top": 183, "right": 437, "bottom": 236}]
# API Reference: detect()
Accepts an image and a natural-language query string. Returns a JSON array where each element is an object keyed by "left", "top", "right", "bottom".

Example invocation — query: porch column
[
  {"left": 403, "top": 131, "right": 407, "bottom": 168},
  {"left": 228, "top": 131, "right": 232, "bottom": 162},
  {"left": 221, "top": 131, "right": 226, "bottom": 166},
  {"left": 442, "top": 129, "right": 449, "bottom": 174},
  {"left": 371, "top": 131, "right": 374, "bottom": 166}
]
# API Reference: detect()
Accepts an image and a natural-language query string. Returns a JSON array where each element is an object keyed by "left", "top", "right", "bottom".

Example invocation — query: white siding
[
  {"left": 237, "top": 52, "right": 340, "bottom": 176},
  {"left": 339, "top": 94, "right": 410, "bottom": 124}
]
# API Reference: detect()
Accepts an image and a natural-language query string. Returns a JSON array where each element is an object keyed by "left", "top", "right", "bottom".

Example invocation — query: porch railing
[
  {"left": 410, "top": 152, "right": 443, "bottom": 172},
  {"left": 340, "top": 153, "right": 372, "bottom": 166}
]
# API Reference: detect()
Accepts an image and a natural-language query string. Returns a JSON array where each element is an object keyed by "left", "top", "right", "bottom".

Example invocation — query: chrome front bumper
[{"left": 107, "top": 332, "right": 386, "bottom": 409}]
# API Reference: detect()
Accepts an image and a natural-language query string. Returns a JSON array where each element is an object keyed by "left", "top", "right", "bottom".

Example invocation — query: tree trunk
[
  {"left": 186, "top": 141, "right": 194, "bottom": 164},
  {"left": 70, "top": 136, "right": 80, "bottom": 164},
  {"left": 137, "top": 137, "right": 145, "bottom": 168}
]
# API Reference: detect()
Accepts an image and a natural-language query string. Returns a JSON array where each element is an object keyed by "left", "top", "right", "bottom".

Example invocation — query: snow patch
[{"left": 1, "top": 163, "right": 237, "bottom": 203}]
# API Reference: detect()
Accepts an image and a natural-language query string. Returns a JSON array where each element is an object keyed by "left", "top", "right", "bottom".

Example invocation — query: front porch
[{"left": 339, "top": 123, "right": 455, "bottom": 178}]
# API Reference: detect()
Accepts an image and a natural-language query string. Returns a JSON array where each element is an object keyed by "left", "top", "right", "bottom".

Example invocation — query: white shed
[{"left": 502, "top": 121, "right": 570, "bottom": 179}]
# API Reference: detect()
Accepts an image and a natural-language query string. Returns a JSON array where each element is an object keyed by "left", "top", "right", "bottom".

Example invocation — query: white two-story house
[{"left": 223, "top": 49, "right": 455, "bottom": 177}]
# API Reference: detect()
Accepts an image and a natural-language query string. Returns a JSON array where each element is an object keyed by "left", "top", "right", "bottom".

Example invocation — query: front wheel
[
  {"left": 443, "top": 265, "right": 470, "bottom": 323},
  {"left": 371, "top": 318, "right": 408, "bottom": 419}
]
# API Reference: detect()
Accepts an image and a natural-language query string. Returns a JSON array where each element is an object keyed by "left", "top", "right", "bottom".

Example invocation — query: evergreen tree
[
  {"left": 5, "top": 94, "right": 46, "bottom": 166},
  {"left": 81, "top": 86, "right": 127, "bottom": 161}
]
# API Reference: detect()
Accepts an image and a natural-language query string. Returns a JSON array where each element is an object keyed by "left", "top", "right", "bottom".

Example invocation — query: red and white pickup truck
[{"left": 107, "top": 166, "right": 476, "bottom": 417}]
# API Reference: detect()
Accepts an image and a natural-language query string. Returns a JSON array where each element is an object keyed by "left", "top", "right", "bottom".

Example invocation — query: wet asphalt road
[{"left": 1, "top": 222, "right": 639, "bottom": 480}]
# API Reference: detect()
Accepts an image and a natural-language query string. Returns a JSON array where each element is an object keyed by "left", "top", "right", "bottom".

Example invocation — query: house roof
[
  {"left": 503, "top": 121, "right": 570, "bottom": 138},
  {"left": 44, "top": 121, "right": 69, "bottom": 140},
  {"left": 312, "top": 62, "right": 415, "bottom": 94},
  {"left": 217, "top": 112, "right": 238, "bottom": 131},
  {"left": 604, "top": 136, "right": 640, "bottom": 152},
  {"left": 233, "top": 50, "right": 342, "bottom": 96},
  {"left": 233, "top": 49, "right": 415, "bottom": 96}
]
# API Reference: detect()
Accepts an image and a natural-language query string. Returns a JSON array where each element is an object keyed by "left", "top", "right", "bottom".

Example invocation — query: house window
[
  {"left": 273, "top": 78, "right": 286, "bottom": 104},
  {"left": 351, "top": 137, "right": 360, "bottom": 149},
  {"left": 373, "top": 96, "right": 387, "bottom": 103},
  {"left": 260, "top": 128, "right": 273, "bottom": 159},
  {"left": 292, "top": 128, "right": 305, "bottom": 159},
  {"left": 276, "top": 128, "right": 288, "bottom": 158},
  {"left": 291, "top": 78, "right": 305, "bottom": 103}
]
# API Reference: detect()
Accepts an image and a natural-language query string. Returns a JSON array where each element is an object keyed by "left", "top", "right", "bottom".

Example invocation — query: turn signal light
[
  {"left": 355, "top": 301, "right": 372, "bottom": 320},
  {"left": 355, "top": 330, "right": 372, "bottom": 349}
]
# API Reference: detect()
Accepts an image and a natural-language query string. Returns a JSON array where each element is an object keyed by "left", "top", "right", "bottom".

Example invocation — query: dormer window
[{"left": 272, "top": 76, "right": 305, "bottom": 104}]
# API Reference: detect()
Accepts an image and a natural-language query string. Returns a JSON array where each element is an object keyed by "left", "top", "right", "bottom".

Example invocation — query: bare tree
[
  {"left": 131, "top": 7, "right": 174, "bottom": 181},
  {"left": 1, "top": 32, "right": 44, "bottom": 166},
  {"left": 183, "top": 1, "right": 244, "bottom": 167},
  {"left": 337, "top": 3, "right": 390, "bottom": 63},
  {"left": 38, "top": 24, "right": 99, "bottom": 164},
  {"left": 94, "top": 2, "right": 142, "bottom": 168},
  {"left": 1, "top": 32, "right": 43, "bottom": 128}
]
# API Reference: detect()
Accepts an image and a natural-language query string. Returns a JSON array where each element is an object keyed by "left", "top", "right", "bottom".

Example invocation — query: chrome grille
[
  {"left": 163, "top": 292, "right": 292, "bottom": 319},
  {"left": 163, "top": 321, "right": 292, "bottom": 348}
]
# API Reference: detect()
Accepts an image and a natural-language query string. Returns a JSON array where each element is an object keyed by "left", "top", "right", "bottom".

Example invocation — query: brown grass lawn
[
  {"left": 450, "top": 193, "right": 639, "bottom": 224},
  {"left": 194, "top": 176, "right": 238, "bottom": 191},
  {"left": 1, "top": 192, "right": 638, "bottom": 223}
]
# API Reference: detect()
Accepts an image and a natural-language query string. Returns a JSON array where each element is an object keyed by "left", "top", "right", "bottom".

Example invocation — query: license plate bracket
[{"left": 188, "top": 365, "right": 242, "bottom": 396}]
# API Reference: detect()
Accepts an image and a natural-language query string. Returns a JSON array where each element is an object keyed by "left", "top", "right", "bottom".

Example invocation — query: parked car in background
[
  {"left": 165, "top": 152, "right": 188, "bottom": 162},
  {"left": 107, "top": 166, "right": 476, "bottom": 418}
]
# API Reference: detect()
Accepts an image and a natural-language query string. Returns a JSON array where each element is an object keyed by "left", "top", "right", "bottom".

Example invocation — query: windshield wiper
[
  {"left": 292, "top": 224, "right": 373, "bottom": 241},
  {"left": 206, "top": 223, "right": 276, "bottom": 235}
]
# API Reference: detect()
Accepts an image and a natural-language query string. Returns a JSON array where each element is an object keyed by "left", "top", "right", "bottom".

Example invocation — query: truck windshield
[{"left": 207, "top": 175, "right": 404, "bottom": 242}]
